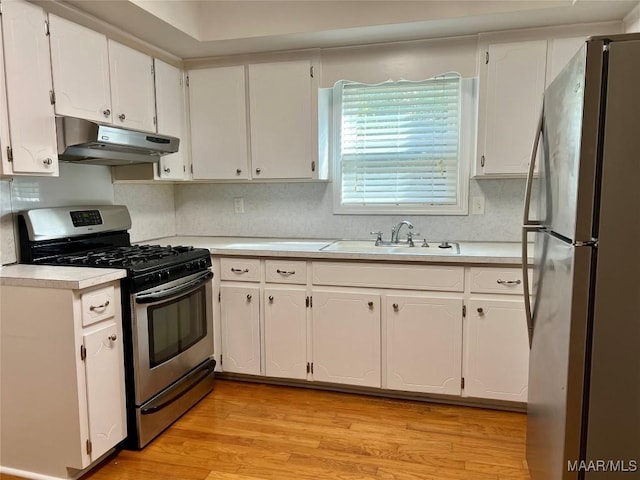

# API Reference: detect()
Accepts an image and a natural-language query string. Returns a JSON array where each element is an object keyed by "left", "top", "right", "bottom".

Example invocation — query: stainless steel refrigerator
[{"left": 523, "top": 34, "right": 640, "bottom": 479}]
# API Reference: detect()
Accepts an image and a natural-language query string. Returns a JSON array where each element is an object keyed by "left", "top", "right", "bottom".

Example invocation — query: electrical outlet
[
  {"left": 234, "top": 197, "right": 244, "bottom": 214},
  {"left": 471, "top": 196, "right": 485, "bottom": 215}
]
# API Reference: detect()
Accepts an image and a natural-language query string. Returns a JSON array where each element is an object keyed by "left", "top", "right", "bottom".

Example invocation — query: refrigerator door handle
[
  {"left": 523, "top": 106, "right": 543, "bottom": 226},
  {"left": 522, "top": 225, "right": 539, "bottom": 348},
  {"left": 522, "top": 105, "right": 544, "bottom": 348}
]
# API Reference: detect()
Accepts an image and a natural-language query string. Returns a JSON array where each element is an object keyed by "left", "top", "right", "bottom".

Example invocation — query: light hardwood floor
[{"left": 2, "top": 380, "right": 531, "bottom": 480}]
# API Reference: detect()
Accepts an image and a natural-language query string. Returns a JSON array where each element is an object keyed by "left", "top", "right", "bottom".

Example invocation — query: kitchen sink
[{"left": 320, "top": 240, "right": 460, "bottom": 255}]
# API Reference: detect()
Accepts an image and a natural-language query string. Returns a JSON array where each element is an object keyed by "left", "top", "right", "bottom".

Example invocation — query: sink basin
[{"left": 320, "top": 240, "right": 460, "bottom": 255}]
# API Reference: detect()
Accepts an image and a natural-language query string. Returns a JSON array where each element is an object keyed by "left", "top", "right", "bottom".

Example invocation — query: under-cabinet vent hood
[{"left": 56, "top": 116, "right": 179, "bottom": 166}]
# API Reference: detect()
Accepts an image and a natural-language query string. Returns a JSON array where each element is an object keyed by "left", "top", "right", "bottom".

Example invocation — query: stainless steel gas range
[{"left": 17, "top": 205, "right": 215, "bottom": 448}]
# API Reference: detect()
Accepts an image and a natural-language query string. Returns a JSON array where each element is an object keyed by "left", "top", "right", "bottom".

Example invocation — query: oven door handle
[{"left": 135, "top": 271, "right": 213, "bottom": 304}]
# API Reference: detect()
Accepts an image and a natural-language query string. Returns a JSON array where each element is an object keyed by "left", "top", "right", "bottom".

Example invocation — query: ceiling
[{"left": 60, "top": 0, "right": 639, "bottom": 59}]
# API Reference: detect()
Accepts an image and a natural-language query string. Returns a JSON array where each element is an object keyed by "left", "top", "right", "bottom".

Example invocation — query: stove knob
[
  {"left": 163, "top": 270, "right": 170, "bottom": 280},
  {"left": 156, "top": 272, "right": 163, "bottom": 282},
  {"left": 199, "top": 259, "right": 208, "bottom": 269}
]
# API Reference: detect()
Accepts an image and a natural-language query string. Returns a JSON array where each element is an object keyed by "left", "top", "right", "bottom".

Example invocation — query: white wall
[
  {"left": 624, "top": 2, "right": 640, "bottom": 31},
  {"left": 113, "top": 183, "right": 176, "bottom": 242}
]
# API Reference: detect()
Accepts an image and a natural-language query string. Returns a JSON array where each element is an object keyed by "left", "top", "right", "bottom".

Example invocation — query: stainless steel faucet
[{"left": 391, "top": 220, "right": 414, "bottom": 244}]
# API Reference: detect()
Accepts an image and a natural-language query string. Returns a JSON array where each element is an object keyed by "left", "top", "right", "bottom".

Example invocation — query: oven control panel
[{"left": 70, "top": 210, "right": 103, "bottom": 227}]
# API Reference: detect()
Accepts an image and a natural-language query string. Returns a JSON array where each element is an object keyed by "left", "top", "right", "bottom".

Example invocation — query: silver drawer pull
[
  {"left": 276, "top": 269, "right": 295, "bottom": 275},
  {"left": 497, "top": 279, "right": 522, "bottom": 285},
  {"left": 108, "top": 334, "right": 117, "bottom": 342},
  {"left": 231, "top": 268, "right": 250, "bottom": 273},
  {"left": 246, "top": 294, "right": 252, "bottom": 302},
  {"left": 89, "top": 300, "right": 110, "bottom": 311},
  {"left": 392, "top": 303, "right": 399, "bottom": 312}
]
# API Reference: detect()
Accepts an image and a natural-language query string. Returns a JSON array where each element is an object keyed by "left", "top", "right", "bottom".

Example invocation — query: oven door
[{"left": 131, "top": 270, "right": 214, "bottom": 405}]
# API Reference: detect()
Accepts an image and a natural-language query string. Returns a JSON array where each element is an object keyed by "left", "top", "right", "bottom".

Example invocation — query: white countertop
[
  {"left": 145, "top": 236, "right": 529, "bottom": 265},
  {"left": 0, "top": 264, "right": 127, "bottom": 289}
]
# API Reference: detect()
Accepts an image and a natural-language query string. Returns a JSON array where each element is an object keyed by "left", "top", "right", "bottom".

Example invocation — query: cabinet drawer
[
  {"left": 469, "top": 267, "right": 530, "bottom": 295},
  {"left": 312, "top": 262, "right": 464, "bottom": 292},
  {"left": 265, "top": 260, "right": 307, "bottom": 284},
  {"left": 220, "top": 258, "right": 261, "bottom": 282},
  {"left": 81, "top": 285, "right": 116, "bottom": 327}
]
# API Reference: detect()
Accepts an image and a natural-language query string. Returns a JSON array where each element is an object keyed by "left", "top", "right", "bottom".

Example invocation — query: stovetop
[{"left": 50, "top": 244, "right": 199, "bottom": 269}]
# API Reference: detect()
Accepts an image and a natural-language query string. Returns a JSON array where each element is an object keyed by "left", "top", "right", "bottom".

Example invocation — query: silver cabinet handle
[
  {"left": 236, "top": 168, "right": 242, "bottom": 175},
  {"left": 268, "top": 295, "right": 274, "bottom": 303},
  {"left": 103, "top": 109, "right": 111, "bottom": 117},
  {"left": 392, "top": 303, "right": 399, "bottom": 312},
  {"left": 477, "top": 307, "right": 484, "bottom": 315},
  {"left": 255, "top": 168, "right": 261, "bottom": 174},
  {"left": 276, "top": 269, "right": 295, "bottom": 275},
  {"left": 42, "top": 158, "right": 53, "bottom": 166},
  {"left": 231, "top": 268, "right": 249, "bottom": 273},
  {"left": 164, "top": 167, "right": 171, "bottom": 174},
  {"left": 497, "top": 279, "right": 521, "bottom": 285},
  {"left": 368, "top": 301, "right": 374, "bottom": 309},
  {"left": 108, "top": 334, "right": 117, "bottom": 342},
  {"left": 118, "top": 113, "right": 126, "bottom": 121},
  {"left": 89, "top": 300, "right": 110, "bottom": 311},
  {"left": 246, "top": 294, "right": 252, "bottom": 301}
]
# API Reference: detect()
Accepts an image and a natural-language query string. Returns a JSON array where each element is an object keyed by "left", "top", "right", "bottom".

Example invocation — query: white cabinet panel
[
  {"left": 1, "top": 0, "right": 58, "bottom": 175},
  {"left": 386, "top": 294, "right": 462, "bottom": 395},
  {"left": 155, "top": 59, "right": 187, "bottom": 180},
  {"left": 108, "top": 40, "right": 156, "bottom": 132},
  {"left": 48, "top": 14, "right": 111, "bottom": 123},
  {"left": 264, "top": 286, "right": 307, "bottom": 380},
  {"left": 83, "top": 322, "right": 126, "bottom": 461},
  {"left": 312, "top": 289, "right": 380, "bottom": 388},
  {"left": 220, "top": 285, "right": 261, "bottom": 375},
  {"left": 478, "top": 40, "right": 547, "bottom": 176},
  {"left": 547, "top": 36, "right": 587, "bottom": 85},
  {"left": 219, "top": 258, "right": 261, "bottom": 282},
  {"left": 464, "top": 298, "right": 529, "bottom": 402},
  {"left": 249, "top": 60, "right": 313, "bottom": 179},
  {"left": 189, "top": 66, "right": 249, "bottom": 180}
]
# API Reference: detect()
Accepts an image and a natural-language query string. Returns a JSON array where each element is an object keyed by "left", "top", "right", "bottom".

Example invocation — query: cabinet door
[
  {"left": 83, "top": 322, "right": 126, "bottom": 461},
  {"left": 188, "top": 66, "right": 249, "bottom": 180},
  {"left": 386, "top": 294, "right": 462, "bottom": 395},
  {"left": 48, "top": 14, "right": 112, "bottom": 123},
  {"left": 312, "top": 289, "right": 380, "bottom": 388},
  {"left": 1, "top": 0, "right": 58, "bottom": 175},
  {"left": 220, "top": 285, "right": 261, "bottom": 375},
  {"left": 155, "top": 59, "right": 187, "bottom": 180},
  {"left": 464, "top": 298, "right": 529, "bottom": 402},
  {"left": 479, "top": 40, "right": 547, "bottom": 176},
  {"left": 108, "top": 40, "right": 156, "bottom": 132},
  {"left": 249, "top": 60, "right": 313, "bottom": 179},
  {"left": 264, "top": 286, "right": 307, "bottom": 380},
  {"left": 547, "top": 37, "right": 586, "bottom": 86}
]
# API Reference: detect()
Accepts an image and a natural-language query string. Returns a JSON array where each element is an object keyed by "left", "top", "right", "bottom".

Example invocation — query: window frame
[{"left": 331, "top": 76, "right": 477, "bottom": 215}]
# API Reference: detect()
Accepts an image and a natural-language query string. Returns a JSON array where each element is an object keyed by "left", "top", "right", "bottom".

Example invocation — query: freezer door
[
  {"left": 538, "top": 41, "right": 604, "bottom": 241},
  {"left": 527, "top": 232, "right": 594, "bottom": 480}
]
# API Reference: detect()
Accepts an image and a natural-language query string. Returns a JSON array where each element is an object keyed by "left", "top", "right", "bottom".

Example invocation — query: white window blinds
[{"left": 339, "top": 75, "right": 462, "bottom": 208}]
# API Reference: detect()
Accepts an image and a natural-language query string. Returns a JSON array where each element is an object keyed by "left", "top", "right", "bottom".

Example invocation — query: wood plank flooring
[{"left": 1, "top": 380, "right": 530, "bottom": 480}]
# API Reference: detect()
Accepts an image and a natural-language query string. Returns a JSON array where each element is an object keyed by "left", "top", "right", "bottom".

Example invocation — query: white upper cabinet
[
  {"left": 546, "top": 36, "right": 587, "bottom": 86},
  {"left": 47, "top": 16, "right": 156, "bottom": 133},
  {"left": 188, "top": 59, "right": 316, "bottom": 181},
  {"left": 249, "top": 60, "right": 314, "bottom": 179},
  {"left": 477, "top": 40, "right": 547, "bottom": 177},
  {"left": 154, "top": 59, "right": 188, "bottom": 180},
  {"left": 48, "top": 14, "right": 112, "bottom": 123},
  {"left": 1, "top": 0, "right": 58, "bottom": 176},
  {"left": 108, "top": 40, "right": 156, "bottom": 132},
  {"left": 189, "top": 66, "right": 249, "bottom": 180}
]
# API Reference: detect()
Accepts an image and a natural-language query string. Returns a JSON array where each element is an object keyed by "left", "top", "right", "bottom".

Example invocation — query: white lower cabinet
[
  {"left": 463, "top": 297, "right": 529, "bottom": 402},
  {"left": 386, "top": 294, "right": 463, "bottom": 395},
  {"left": 0, "top": 281, "right": 126, "bottom": 479},
  {"left": 264, "top": 286, "right": 308, "bottom": 380},
  {"left": 311, "top": 289, "right": 381, "bottom": 388},
  {"left": 220, "top": 284, "right": 261, "bottom": 375}
]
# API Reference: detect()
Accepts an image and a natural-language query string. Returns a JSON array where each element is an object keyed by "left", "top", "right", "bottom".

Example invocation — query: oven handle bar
[
  {"left": 140, "top": 359, "right": 216, "bottom": 415},
  {"left": 135, "top": 271, "right": 213, "bottom": 304}
]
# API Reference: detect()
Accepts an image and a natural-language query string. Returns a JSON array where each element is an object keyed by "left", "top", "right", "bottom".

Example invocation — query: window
[{"left": 332, "top": 74, "right": 476, "bottom": 214}]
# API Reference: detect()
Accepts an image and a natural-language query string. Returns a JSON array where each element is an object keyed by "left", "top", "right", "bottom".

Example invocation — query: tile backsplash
[{"left": 174, "top": 178, "right": 526, "bottom": 242}]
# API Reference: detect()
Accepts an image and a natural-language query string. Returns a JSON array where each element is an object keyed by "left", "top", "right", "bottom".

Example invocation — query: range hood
[{"left": 56, "top": 116, "right": 179, "bottom": 166}]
